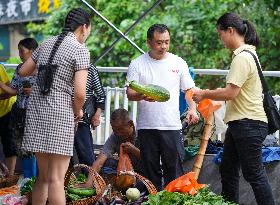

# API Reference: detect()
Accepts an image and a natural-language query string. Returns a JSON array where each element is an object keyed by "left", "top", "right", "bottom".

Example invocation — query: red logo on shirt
[{"left": 172, "top": 69, "right": 179, "bottom": 73}]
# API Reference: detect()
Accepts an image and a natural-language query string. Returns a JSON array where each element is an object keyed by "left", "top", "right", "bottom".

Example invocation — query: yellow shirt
[
  {"left": 224, "top": 44, "right": 267, "bottom": 124},
  {"left": 0, "top": 64, "right": 16, "bottom": 117}
]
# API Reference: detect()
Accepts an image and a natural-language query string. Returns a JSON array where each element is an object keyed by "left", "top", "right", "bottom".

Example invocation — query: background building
[{"left": 0, "top": 0, "right": 59, "bottom": 61}]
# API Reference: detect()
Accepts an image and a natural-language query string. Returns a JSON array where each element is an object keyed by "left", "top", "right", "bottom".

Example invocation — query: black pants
[
  {"left": 138, "top": 129, "right": 185, "bottom": 191},
  {"left": 0, "top": 111, "right": 17, "bottom": 157},
  {"left": 10, "top": 105, "right": 31, "bottom": 157},
  {"left": 74, "top": 123, "right": 95, "bottom": 166},
  {"left": 220, "top": 119, "right": 275, "bottom": 205}
]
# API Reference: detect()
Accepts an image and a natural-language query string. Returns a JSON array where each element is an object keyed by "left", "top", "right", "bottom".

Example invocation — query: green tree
[{"left": 26, "top": 0, "right": 280, "bottom": 92}]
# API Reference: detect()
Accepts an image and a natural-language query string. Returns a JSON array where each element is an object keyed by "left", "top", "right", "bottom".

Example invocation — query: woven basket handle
[
  {"left": 64, "top": 164, "right": 106, "bottom": 195},
  {"left": 135, "top": 173, "right": 157, "bottom": 195}
]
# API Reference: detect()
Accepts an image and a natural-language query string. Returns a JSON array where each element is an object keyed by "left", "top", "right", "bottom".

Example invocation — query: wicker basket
[
  {"left": 101, "top": 171, "right": 157, "bottom": 196},
  {"left": 64, "top": 164, "right": 106, "bottom": 205},
  {"left": 134, "top": 172, "right": 157, "bottom": 195},
  {"left": 0, "top": 174, "right": 20, "bottom": 188}
]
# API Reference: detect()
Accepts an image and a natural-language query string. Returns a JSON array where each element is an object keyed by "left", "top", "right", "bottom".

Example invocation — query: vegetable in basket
[
  {"left": 126, "top": 188, "right": 140, "bottom": 202},
  {"left": 67, "top": 186, "right": 96, "bottom": 197},
  {"left": 66, "top": 187, "right": 96, "bottom": 201}
]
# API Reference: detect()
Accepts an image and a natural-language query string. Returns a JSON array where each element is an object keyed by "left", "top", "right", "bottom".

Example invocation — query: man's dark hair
[
  {"left": 18, "top": 38, "right": 38, "bottom": 51},
  {"left": 147, "top": 24, "right": 170, "bottom": 40},
  {"left": 110, "top": 108, "right": 131, "bottom": 124}
]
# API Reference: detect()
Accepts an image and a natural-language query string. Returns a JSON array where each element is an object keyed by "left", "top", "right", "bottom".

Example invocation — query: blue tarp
[
  {"left": 213, "top": 147, "right": 280, "bottom": 165},
  {"left": 179, "top": 67, "right": 195, "bottom": 114}
]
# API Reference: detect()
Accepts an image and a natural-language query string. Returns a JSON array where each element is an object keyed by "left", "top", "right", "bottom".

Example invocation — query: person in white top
[{"left": 126, "top": 24, "right": 199, "bottom": 191}]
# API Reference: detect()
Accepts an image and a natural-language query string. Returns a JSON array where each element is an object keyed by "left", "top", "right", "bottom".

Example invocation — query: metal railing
[
  {"left": 3, "top": 64, "right": 280, "bottom": 77},
  {"left": 97, "top": 87, "right": 280, "bottom": 145},
  {"left": 3, "top": 64, "right": 280, "bottom": 144}
]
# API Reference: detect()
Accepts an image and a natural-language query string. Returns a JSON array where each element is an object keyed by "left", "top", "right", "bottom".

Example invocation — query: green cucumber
[
  {"left": 67, "top": 187, "right": 96, "bottom": 197},
  {"left": 128, "top": 81, "right": 170, "bottom": 102},
  {"left": 67, "top": 193, "right": 82, "bottom": 201}
]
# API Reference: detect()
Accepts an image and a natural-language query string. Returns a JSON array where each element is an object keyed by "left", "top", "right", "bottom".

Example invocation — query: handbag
[
  {"left": 37, "top": 36, "right": 64, "bottom": 95},
  {"left": 83, "top": 95, "right": 97, "bottom": 125},
  {"left": 37, "top": 64, "right": 57, "bottom": 95},
  {"left": 243, "top": 50, "right": 280, "bottom": 134}
]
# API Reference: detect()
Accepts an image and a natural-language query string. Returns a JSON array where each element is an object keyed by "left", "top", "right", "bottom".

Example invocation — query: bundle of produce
[
  {"left": 95, "top": 172, "right": 157, "bottom": 205},
  {"left": 143, "top": 186, "right": 237, "bottom": 205},
  {"left": 66, "top": 186, "right": 96, "bottom": 201},
  {"left": 0, "top": 185, "right": 19, "bottom": 196},
  {"left": 128, "top": 81, "right": 170, "bottom": 102},
  {"left": 94, "top": 187, "right": 148, "bottom": 205},
  {"left": 65, "top": 174, "right": 96, "bottom": 201},
  {"left": 20, "top": 177, "right": 36, "bottom": 196}
]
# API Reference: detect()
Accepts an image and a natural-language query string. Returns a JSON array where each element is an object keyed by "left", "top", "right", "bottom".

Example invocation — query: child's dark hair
[
  {"left": 217, "top": 12, "right": 259, "bottom": 47},
  {"left": 147, "top": 24, "right": 170, "bottom": 40},
  {"left": 110, "top": 108, "right": 131, "bottom": 124},
  {"left": 48, "top": 7, "right": 91, "bottom": 64},
  {"left": 18, "top": 38, "right": 38, "bottom": 51}
]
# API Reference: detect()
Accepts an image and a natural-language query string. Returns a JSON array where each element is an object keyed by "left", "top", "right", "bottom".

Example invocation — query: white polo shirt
[{"left": 127, "top": 52, "right": 195, "bottom": 130}]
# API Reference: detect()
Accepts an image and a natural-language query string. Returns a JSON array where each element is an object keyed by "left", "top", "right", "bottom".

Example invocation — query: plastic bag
[
  {"left": 187, "top": 90, "right": 221, "bottom": 120},
  {"left": 198, "top": 99, "right": 221, "bottom": 120},
  {"left": 164, "top": 172, "right": 205, "bottom": 195},
  {"left": 1, "top": 194, "right": 22, "bottom": 205},
  {"left": 115, "top": 146, "right": 136, "bottom": 190}
]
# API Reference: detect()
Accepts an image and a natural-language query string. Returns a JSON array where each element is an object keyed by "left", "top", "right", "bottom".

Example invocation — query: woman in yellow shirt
[
  {"left": 192, "top": 13, "right": 275, "bottom": 205},
  {"left": 0, "top": 64, "right": 17, "bottom": 175}
]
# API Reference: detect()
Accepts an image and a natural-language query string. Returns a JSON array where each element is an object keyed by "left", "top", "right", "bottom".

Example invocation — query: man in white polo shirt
[{"left": 126, "top": 24, "right": 199, "bottom": 191}]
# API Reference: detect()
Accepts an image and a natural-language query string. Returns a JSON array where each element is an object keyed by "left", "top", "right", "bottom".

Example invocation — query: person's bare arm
[
  {"left": 91, "top": 153, "right": 108, "bottom": 173},
  {"left": 0, "top": 82, "right": 17, "bottom": 96},
  {"left": 22, "top": 87, "right": 32, "bottom": 96},
  {"left": 73, "top": 69, "right": 88, "bottom": 120},
  {"left": 18, "top": 57, "right": 37, "bottom": 77},
  {"left": 91, "top": 108, "right": 102, "bottom": 128},
  {"left": 121, "top": 142, "right": 140, "bottom": 160},
  {"left": 185, "top": 88, "right": 199, "bottom": 124},
  {"left": 192, "top": 83, "right": 241, "bottom": 103},
  {"left": 76, "top": 153, "right": 108, "bottom": 188}
]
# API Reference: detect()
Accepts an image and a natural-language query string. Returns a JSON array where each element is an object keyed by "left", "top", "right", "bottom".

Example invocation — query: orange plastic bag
[
  {"left": 198, "top": 99, "right": 221, "bottom": 120},
  {"left": 165, "top": 172, "right": 205, "bottom": 195},
  {"left": 186, "top": 90, "right": 221, "bottom": 120},
  {"left": 115, "top": 145, "right": 136, "bottom": 190}
]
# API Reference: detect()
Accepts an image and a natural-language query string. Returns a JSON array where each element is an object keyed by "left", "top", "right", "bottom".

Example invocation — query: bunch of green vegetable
[
  {"left": 20, "top": 177, "right": 36, "bottom": 195},
  {"left": 142, "top": 186, "right": 237, "bottom": 205},
  {"left": 66, "top": 174, "right": 96, "bottom": 201},
  {"left": 66, "top": 186, "right": 96, "bottom": 201},
  {"left": 68, "top": 173, "right": 87, "bottom": 186}
]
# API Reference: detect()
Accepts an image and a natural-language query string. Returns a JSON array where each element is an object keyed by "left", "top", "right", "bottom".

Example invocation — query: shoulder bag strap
[{"left": 242, "top": 50, "right": 269, "bottom": 93}]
